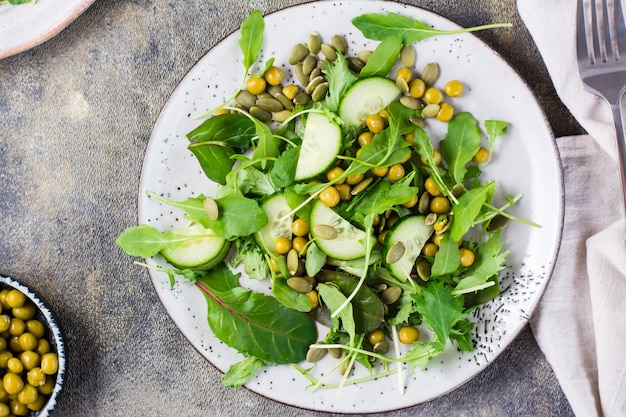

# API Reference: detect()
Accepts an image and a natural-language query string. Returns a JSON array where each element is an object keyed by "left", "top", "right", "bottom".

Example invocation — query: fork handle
[{"left": 611, "top": 102, "right": 626, "bottom": 215}]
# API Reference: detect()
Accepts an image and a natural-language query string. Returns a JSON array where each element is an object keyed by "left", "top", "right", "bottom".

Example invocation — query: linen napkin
[{"left": 517, "top": 2, "right": 626, "bottom": 417}]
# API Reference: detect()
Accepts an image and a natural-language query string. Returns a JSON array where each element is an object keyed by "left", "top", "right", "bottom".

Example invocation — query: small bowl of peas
[{"left": 0, "top": 275, "right": 64, "bottom": 417}]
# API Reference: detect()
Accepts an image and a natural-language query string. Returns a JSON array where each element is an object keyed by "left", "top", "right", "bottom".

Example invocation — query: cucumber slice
[
  {"left": 338, "top": 76, "right": 401, "bottom": 129},
  {"left": 254, "top": 193, "right": 293, "bottom": 254},
  {"left": 294, "top": 112, "right": 342, "bottom": 181},
  {"left": 383, "top": 215, "right": 434, "bottom": 281},
  {"left": 309, "top": 200, "right": 374, "bottom": 261},
  {"left": 160, "top": 223, "right": 231, "bottom": 270}
]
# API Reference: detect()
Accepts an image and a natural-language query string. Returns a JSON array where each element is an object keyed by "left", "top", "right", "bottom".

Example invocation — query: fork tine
[
  {"left": 606, "top": 0, "right": 620, "bottom": 60},
  {"left": 579, "top": 0, "right": 597, "bottom": 65},
  {"left": 596, "top": 0, "right": 609, "bottom": 62}
]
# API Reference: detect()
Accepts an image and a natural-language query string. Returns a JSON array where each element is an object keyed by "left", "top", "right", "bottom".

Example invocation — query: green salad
[{"left": 117, "top": 10, "right": 533, "bottom": 392}]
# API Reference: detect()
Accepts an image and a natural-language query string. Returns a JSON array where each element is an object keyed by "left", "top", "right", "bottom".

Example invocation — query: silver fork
[{"left": 577, "top": 0, "right": 626, "bottom": 212}]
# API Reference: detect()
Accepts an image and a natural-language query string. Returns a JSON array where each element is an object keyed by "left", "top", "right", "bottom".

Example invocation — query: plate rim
[{"left": 137, "top": 0, "right": 565, "bottom": 413}]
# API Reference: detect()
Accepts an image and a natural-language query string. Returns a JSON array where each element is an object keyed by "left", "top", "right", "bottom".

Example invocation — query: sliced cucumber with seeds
[
  {"left": 338, "top": 76, "right": 401, "bottom": 129},
  {"left": 160, "top": 223, "right": 231, "bottom": 270},
  {"left": 294, "top": 112, "right": 342, "bottom": 181},
  {"left": 383, "top": 215, "right": 434, "bottom": 281},
  {"left": 254, "top": 193, "right": 293, "bottom": 254},
  {"left": 309, "top": 199, "right": 374, "bottom": 261}
]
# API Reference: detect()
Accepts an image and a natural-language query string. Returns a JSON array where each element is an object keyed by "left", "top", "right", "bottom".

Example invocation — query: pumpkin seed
[
  {"left": 306, "top": 345, "right": 328, "bottom": 363},
  {"left": 357, "top": 50, "right": 373, "bottom": 63},
  {"left": 418, "top": 191, "right": 430, "bottom": 213},
  {"left": 487, "top": 214, "right": 510, "bottom": 233},
  {"left": 307, "top": 32, "right": 321, "bottom": 54},
  {"left": 306, "top": 75, "right": 325, "bottom": 94},
  {"left": 328, "top": 347, "right": 343, "bottom": 359},
  {"left": 203, "top": 196, "right": 219, "bottom": 220},
  {"left": 409, "top": 115, "right": 426, "bottom": 128},
  {"left": 273, "top": 92, "right": 294, "bottom": 111},
  {"left": 250, "top": 106, "right": 272, "bottom": 123},
  {"left": 234, "top": 90, "right": 257, "bottom": 109},
  {"left": 287, "top": 277, "right": 313, "bottom": 294},
  {"left": 272, "top": 109, "right": 292, "bottom": 123},
  {"left": 425, "top": 212, "right": 438, "bottom": 225},
  {"left": 350, "top": 177, "right": 373, "bottom": 195},
  {"left": 400, "top": 44, "right": 416, "bottom": 67},
  {"left": 287, "top": 249, "right": 299, "bottom": 276},
  {"left": 316, "top": 59, "right": 326, "bottom": 71},
  {"left": 386, "top": 241, "right": 406, "bottom": 264},
  {"left": 331, "top": 34, "right": 347, "bottom": 54},
  {"left": 416, "top": 258, "right": 431, "bottom": 281},
  {"left": 302, "top": 54, "right": 318, "bottom": 75},
  {"left": 377, "top": 283, "right": 388, "bottom": 292},
  {"left": 313, "top": 224, "right": 338, "bottom": 240},
  {"left": 339, "top": 355, "right": 349, "bottom": 375},
  {"left": 293, "top": 91, "right": 312, "bottom": 106},
  {"left": 381, "top": 286, "right": 402, "bottom": 305},
  {"left": 421, "top": 103, "right": 441, "bottom": 118},
  {"left": 347, "top": 57, "right": 366, "bottom": 73},
  {"left": 451, "top": 183, "right": 466, "bottom": 198},
  {"left": 256, "top": 97, "right": 284, "bottom": 113},
  {"left": 266, "top": 85, "right": 282, "bottom": 96},
  {"left": 421, "top": 62, "right": 439, "bottom": 86},
  {"left": 295, "top": 62, "right": 309, "bottom": 87},
  {"left": 373, "top": 341, "right": 390, "bottom": 354},
  {"left": 311, "top": 82, "right": 329, "bottom": 102},
  {"left": 400, "top": 95, "right": 422, "bottom": 110},
  {"left": 289, "top": 43, "right": 309, "bottom": 65},
  {"left": 321, "top": 43, "right": 338, "bottom": 61},
  {"left": 396, "top": 77, "right": 409, "bottom": 93},
  {"left": 309, "top": 67, "right": 323, "bottom": 81}
]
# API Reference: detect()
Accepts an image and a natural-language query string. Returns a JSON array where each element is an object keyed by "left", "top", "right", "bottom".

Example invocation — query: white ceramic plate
[
  {"left": 0, "top": 0, "right": 94, "bottom": 59},
  {"left": 138, "top": 1, "right": 563, "bottom": 413}
]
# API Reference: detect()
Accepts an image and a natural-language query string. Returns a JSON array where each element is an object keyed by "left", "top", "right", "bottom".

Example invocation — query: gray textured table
[{"left": 0, "top": 1, "right": 579, "bottom": 416}]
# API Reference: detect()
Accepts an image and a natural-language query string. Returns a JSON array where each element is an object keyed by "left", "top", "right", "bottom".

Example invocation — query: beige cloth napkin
[{"left": 518, "top": 1, "right": 626, "bottom": 416}]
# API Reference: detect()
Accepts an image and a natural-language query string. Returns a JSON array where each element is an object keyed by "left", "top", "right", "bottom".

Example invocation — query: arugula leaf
[
  {"left": 439, "top": 112, "right": 482, "bottom": 184},
  {"left": 196, "top": 266, "right": 317, "bottom": 364},
  {"left": 449, "top": 181, "right": 495, "bottom": 242},
  {"left": 359, "top": 35, "right": 403, "bottom": 78},
  {"left": 304, "top": 242, "right": 326, "bottom": 276},
  {"left": 317, "top": 270, "right": 385, "bottom": 334},
  {"left": 239, "top": 10, "right": 264, "bottom": 74},
  {"left": 221, "top": 356, "right": 266, "bottom": 388},
  {"left": 431, "top": 234, "right": 461, "bottom": 277},
  {"left": 187, "top": 114, "right": 256, "bottom": 151},
  {"left": 269, "top": 146, "right": 299, "bottom": 188},
  {"left": 352, "top": 12, "right": 511, "bottom": 44},
  {"left": 318, "top": 283, "right": 356, "bottom": 345},
  {"left": 116, "top": 224, "right": 194, "bottom": 257},
  {"left": 483, "top": 120, "right": 509, "bottom": 166}
]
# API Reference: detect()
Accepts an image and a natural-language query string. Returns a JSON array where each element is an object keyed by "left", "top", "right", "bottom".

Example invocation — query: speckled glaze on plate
[
  {"left": 138, "top": 1, "right": 563, "bottom": 413},
  {"left": 0, "top": 0, "right": 94, "bottom": 59},
  {"left": 0, "top": 275, "right": 65, "bottom": 417}
]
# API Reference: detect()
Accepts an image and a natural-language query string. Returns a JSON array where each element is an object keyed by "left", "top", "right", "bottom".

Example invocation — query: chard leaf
[
  {"left": 352, "top": 12, "right": 511, "bottom": 44},
  {"left": 187, "top": 143, "right": 234, "bottom": 185},
  {"left": 187, "top": 114, "right": 256, "bottom": 152},
  {"left": 221, "top": 356, "right": 266, "bottom": 388},
  {"left": 449, "top": 181, "right": 495, "bottom": 241},
  {"left": 196, "top": 267, "right": 317, "bottom": 364},
  {"left": 317, "top": 270, "right": 385, "bottom": 334},
  {"left": 359, "top": 35, "right": 403, "bottom": 78},
  {"left": 439, "top": 112, "right": 482, "bottom": 184},
  {"left": 239, "top": 10, "right": 264, "bottom": 74},
  {"left": 431, "top": 234, "right": 461, "bottom": 277}
]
